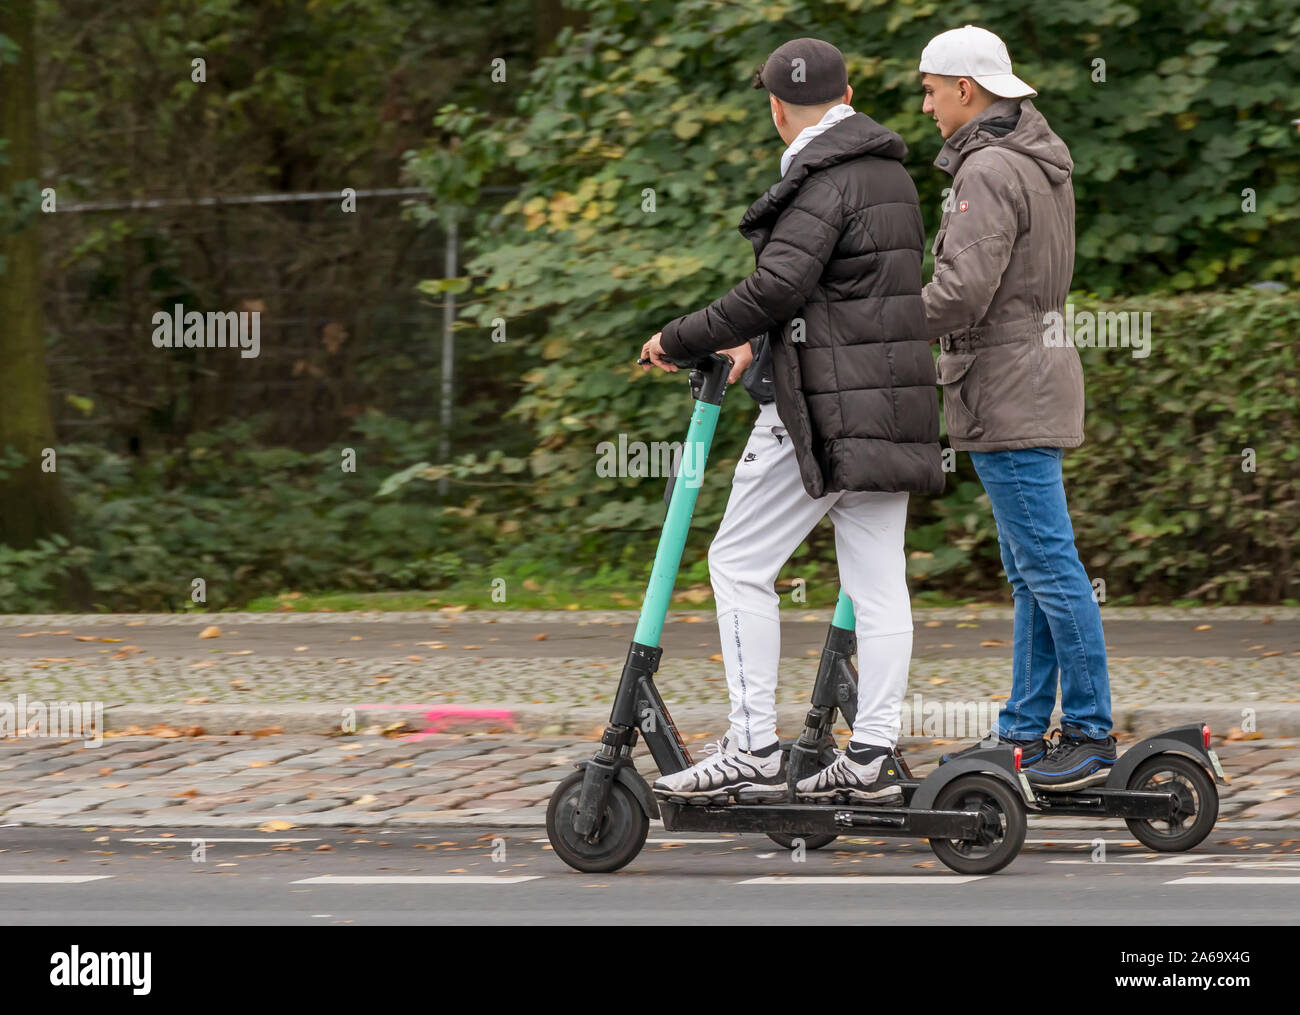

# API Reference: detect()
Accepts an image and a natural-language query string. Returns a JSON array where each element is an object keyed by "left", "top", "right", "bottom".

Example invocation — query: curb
[
  {"left": 98, "top": 701, "right": 1300, "bottom": 738},
  {"left": 4, "top": 605, "right": 1299, "bottom": 626}
]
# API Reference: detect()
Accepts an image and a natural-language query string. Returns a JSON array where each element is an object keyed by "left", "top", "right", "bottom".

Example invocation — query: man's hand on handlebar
[
  {"left": 720, "top": 341, "right": 752, "bottom": 383},
  {"left": 640, "top": 334, "right": 752, "bottom": 383},
  {"left": 639, "top": 333, "right": 679, "bottom": 373}
]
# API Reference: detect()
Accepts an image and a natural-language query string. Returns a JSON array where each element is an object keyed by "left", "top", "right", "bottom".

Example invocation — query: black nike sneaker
[
  {"left": 794, "top": 745, "right": 904, "bottom": 805},
  {"left": 940, "top": 733, "right": 1048, "bottom": 767},
  {"left": 1025, "top": 725, "right": 1117, "bottom": 790}
]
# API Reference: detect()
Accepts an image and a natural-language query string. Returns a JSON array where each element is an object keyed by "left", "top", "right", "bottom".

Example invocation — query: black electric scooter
[
  {"left": 1025, "top": 723, "right": 1225, "bottom": 850},
  {"left": 545, "top": 353, "right": 1033, "bottom": 875}
]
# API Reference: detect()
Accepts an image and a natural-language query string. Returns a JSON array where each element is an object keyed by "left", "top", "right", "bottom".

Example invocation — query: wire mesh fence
[{"left": 43, "top": 188, "right": 457, "bottom": 454}]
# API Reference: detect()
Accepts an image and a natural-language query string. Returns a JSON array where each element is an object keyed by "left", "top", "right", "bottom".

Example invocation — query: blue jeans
[{"left": 969, "top": 448, "right": 1112, "bottom": 740}]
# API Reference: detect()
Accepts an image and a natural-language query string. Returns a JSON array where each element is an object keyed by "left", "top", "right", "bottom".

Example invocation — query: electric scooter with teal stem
[{"left": 545, "top": 351, "right": 1032, "bottom": 874}]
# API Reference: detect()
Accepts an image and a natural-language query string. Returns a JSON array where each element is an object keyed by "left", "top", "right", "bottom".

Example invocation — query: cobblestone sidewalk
[{"left": 2, "top": 732, "right": 1297, "bottom": 830}]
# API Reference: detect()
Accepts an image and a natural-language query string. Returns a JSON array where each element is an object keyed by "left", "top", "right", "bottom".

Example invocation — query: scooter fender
[
  {"left": 576, "top": 759, "right": 660, "bottom": 820},
  {"left": 1105, "top": 725, "right": 1225, "bottom": 788},
  {"left": 909, "top": 747, "right": 1034, "bottom": 810}
]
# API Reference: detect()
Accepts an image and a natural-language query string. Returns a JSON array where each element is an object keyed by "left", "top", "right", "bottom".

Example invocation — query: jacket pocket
[{"left": 935, "top": 352, "right": 985, "bottom": 440}]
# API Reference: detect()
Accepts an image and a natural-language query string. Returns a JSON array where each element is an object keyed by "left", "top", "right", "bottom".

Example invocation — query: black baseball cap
[{"left": 752, "top": 38, "right": 848, "bottom": 105}]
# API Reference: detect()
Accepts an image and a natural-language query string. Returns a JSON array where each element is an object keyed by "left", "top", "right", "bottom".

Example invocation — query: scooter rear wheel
[
  {"left": 766, "top": 832, "right": 838, "bottom": 851},
  {"left": 928, "top": 774, "right": 1026, "bottom": 875},
  {"left": 1123, "top": 754, "right": 1218, "bottom": 852},
  {"left": 546, "top": 770, "right": 649, "bottom": 873}
]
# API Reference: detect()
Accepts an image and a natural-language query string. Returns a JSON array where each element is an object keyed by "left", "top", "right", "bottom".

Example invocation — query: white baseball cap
[{"left": 919, "top": 25, "right": 1036, "bottom": 99}]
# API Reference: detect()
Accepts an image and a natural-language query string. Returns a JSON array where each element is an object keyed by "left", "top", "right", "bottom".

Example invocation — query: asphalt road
[
  {"left": 2, "top": 824, "right": 1298, "bottom": 925},
  {"left": 2, "top": 618, "right": 1296, "bottom": 660}
]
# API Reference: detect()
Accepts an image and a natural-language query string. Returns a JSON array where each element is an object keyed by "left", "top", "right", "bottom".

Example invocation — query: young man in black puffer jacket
[{"left": 640, "top": 38, "right": 943, "bottom": 806}]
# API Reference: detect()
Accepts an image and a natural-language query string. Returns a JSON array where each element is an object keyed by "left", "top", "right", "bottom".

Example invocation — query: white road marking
[
  {"left": 1140, "top": 853, "right": 1300, "bottom": 867},
  {"left": 1050, "top": 854, "right": 1300, "bottom": 869},
  {"left": 122, "top": 837, "right": 320, "bottom": 844},
  {"left": 531, "top": 837, "right": 734, "bottom": 845},
  {"left": 1165, "top": 877, "right": 1300, "bottom": 885},
  {"left": 0, "top": 875, "right": 113, "bottom": 884},
  {"left": 738, "top": 875, "right": 986, "bottom": 885},
  {"left": 290, "top": 875, "right": 543, "bottom": 885}
]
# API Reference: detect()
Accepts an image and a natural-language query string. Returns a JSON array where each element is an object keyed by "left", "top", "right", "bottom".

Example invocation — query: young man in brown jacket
[{"left": 918, "top": 25, "right": 1116, "bottom": 788}]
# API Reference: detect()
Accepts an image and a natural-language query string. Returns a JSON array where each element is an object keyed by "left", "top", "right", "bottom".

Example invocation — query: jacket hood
[
  {"left": 935, "top": 98, "right": 1072, "bottom": 185},
  {"left": 742, "top": 113, "right": 907, "bottom": 231}
]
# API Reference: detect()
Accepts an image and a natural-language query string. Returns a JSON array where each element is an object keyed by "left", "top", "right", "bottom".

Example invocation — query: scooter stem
[{"left": 632, "top": 353, "right": 731, "bottom": 647}]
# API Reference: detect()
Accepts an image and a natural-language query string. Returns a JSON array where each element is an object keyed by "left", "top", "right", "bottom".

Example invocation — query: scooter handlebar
[{"left": 637, "top": 351, "right": 731, "bottom": 371}]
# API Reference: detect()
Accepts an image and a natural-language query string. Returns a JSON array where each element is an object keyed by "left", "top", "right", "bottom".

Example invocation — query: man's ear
[
  {"left": 844, "top": 84, "right": 854, "bottom": 106},
  {"left": 770, "top": 93, "right": 783, "bottom": 125},
  {"left": 957, "top": 77, "right": 976, "bottom": 106}
]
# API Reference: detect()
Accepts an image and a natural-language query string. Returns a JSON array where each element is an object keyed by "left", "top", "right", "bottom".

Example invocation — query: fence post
[{"left": 438, "top": 210, "right": 458, "bottom": 496}]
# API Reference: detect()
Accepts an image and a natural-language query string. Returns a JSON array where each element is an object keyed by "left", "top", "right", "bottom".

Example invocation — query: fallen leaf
[
  {"left": 532, "top": 633, "right": 549, "bottom": 641},
  {"left": 172, "top": 788, "right": 200, "bottom": 798},
  {"left": 257, "top": 820, "right": 295, "bottom": 833},
  {"left": 1195, "top": 624, "right": 1212, "bottom": 631},
  {"left": 979, "top": 639, "right": 1009, "bottom": 647},
  {"left": 199, "top": 626, "right": 222, "bottom": 639}
]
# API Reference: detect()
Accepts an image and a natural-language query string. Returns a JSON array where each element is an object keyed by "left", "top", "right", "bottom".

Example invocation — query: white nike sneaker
[
  {"left": 795, "top": 749, "right": 904, "bottom": 805},
  {"left": 652, "top": 735, "right": 787, "bottom": 803}
]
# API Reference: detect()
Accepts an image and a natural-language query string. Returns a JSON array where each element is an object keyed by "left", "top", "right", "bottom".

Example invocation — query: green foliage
[
  {"left": 0, "top": 413, "right": 463, "bottom": 611},
  {"left": 392, "top": 0, "right": 1299, "bottom": 605},
  {"left": 0, "top": 293, "right": 1292, "bottom": 609}
]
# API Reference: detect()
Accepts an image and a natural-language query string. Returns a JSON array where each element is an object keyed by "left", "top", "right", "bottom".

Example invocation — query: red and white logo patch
[{"left": 958, "top": 200, "right": 969, "bottom": 212}]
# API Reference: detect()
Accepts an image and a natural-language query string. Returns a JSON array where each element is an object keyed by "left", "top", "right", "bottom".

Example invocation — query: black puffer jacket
[{"left": 660, "top": 113, "right": 944, "bottom": 498}]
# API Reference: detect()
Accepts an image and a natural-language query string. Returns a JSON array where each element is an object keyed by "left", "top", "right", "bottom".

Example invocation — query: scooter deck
[
  {"left": 1028, "top": 787, "right": 1174, "bottom": 820},
  {"left": 658, "top": 799, "right": 983, "bottom": 839}
]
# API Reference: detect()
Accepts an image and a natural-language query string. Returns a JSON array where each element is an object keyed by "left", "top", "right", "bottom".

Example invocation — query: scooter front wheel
[
  {"left": 546, "top": 770, "right": 649, "bottom": 873},
  {"left": 927, "top": 774, "right": 1026, "bottom": 875},
  {"left": 1123, "top": 754, "right": 1218, "bottom": 852}
]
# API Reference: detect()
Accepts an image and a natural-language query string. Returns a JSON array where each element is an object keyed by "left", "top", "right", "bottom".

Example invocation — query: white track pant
[{"left": 708, "top": 417, "right": 913, "bottom": 751}]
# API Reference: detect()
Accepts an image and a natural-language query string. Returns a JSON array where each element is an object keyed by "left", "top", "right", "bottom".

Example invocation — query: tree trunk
[{"left": 0, "top": 1, "right": 89, "bottom": 606}]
